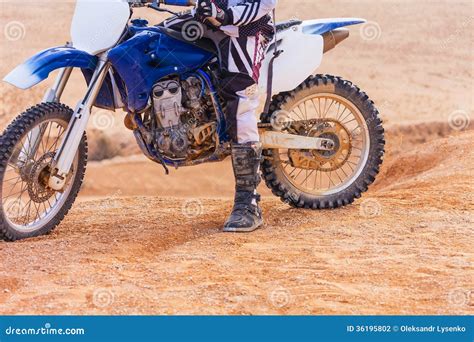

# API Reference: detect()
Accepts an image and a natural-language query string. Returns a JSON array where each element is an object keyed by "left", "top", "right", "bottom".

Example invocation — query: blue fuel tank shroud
[{"left": 107, "top": 26, "right": 215, "bottom": 112}]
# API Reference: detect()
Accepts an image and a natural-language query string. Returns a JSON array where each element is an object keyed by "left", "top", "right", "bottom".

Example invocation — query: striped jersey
[{"left": 214, "top": 0, "right": 277, "bottom": 37}]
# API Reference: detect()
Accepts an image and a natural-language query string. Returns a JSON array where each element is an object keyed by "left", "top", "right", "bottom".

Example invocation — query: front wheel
[
  {"left": 0, "top": 103, "right": 87, "bottom": 241},
  {"left": 261, "top": 75, "right": 385, "bottom": 209}
]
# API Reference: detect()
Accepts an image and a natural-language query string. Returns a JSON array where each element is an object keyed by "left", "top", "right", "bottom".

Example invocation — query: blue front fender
[{"left": 3, "top": 46, "right": 98, "bottom": 90}]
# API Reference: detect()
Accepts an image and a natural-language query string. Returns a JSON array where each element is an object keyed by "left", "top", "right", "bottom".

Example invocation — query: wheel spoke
[
  {"left": 302, "top": 169, "right": 315, "bottom": 187},
  {"left": 291, "top": 107, "right": 305, "bottom": 121},
  {"left": 49, "top": 126, "right": 65, "bottom": 153},
  {"left": 3, "top": 175, "right": 22, "bottom": 183},
  {"left": 23, "top": 199, "right": 33, "bottom": 225},
  {"left": 323, "top": 99, "right": 336, "bottom": 118},
  {"left": 311, "top": 99, "right": 320, "bottom": 118},
  {"left": 334, "top": 169, "right": 344, "bottom": 184},
  {"left": 3, "top": 175, "right": 24, "bottom": 199}
]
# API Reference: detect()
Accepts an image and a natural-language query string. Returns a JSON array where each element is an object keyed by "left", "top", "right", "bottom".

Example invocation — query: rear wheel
[
  {"left": 0, "top": 103, "right": 87, "bottom": 241},
  {"left": 261, "top": 75, "right": 385, "bottom": 209}
]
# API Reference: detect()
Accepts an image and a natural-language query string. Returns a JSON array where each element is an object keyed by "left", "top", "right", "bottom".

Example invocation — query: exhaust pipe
[{"left": 322, "top": 28, "right": 350, "bottom": 53}]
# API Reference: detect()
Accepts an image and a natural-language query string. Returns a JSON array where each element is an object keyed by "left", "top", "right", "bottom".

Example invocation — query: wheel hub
[
  {"left": 27, "top": 152, "right": 56, "bottom": 203},
  {"left": 289, "top": 119, "right": 352, "bottom": 172},
  {"left": 313, "top": 132, "right": 340, "bottom": 158}
]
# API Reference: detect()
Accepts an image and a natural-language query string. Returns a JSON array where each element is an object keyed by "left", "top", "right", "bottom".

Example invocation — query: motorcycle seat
[
  {"left": 160, "top": 26, "right": 218, "bottom": 55},
  {"left": 275, "top": 20, "right": 303, "bottom": 33}
]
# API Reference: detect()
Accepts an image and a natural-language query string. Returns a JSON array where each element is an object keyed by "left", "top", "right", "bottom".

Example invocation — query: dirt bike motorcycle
[{"left": 0, "top": 0, "right": 384, "bottom": 241}]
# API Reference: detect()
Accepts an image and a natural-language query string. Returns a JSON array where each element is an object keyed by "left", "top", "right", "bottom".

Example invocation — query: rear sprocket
[{"left": 288, "top": 118, "right": 352, "bottom": 172}]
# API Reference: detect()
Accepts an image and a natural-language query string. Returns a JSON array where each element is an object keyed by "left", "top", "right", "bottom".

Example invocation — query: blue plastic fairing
[
  {"left": 108, "top": 26, "right": 214, "bottom": 112},
  {"left": 3, "top": 46, "right": 97, "bottom": 90}
]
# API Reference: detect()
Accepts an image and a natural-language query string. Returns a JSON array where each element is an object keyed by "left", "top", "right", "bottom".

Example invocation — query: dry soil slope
[{"left": 0, "top": 129, "right": 472, "bottom": 315}]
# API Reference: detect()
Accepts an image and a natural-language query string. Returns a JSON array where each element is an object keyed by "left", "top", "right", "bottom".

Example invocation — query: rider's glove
[
  {"left": 128, "top": 0, "right": 148, "bottom": 7},
  {"left": 195, "top": 0, "right": 230, "bottom": 26}
]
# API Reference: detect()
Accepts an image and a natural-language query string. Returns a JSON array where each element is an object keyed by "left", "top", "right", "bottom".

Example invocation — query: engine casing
[
  {"left": 152, "top": 79, "right": 183, "bottom": 128},
  {"left": 151, "top": 77, "right": 214, "bottom": 159}
]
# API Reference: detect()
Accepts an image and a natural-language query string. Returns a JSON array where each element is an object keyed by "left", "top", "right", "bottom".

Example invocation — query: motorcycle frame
[
  {"left": 3, "top": 1, "right": 368, "bottom": 190},
  {"left": 46, "top": 56, "right": 335, "bottom": 190}
]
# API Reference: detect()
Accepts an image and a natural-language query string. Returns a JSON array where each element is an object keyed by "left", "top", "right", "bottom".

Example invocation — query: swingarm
[{"left": 259, "top": 130, "right": 335, "bottom": 151}]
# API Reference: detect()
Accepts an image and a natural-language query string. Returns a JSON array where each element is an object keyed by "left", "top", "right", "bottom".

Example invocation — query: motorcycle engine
[
  {"left": 152, "top": 80, "right": 188, "bottom": 158},
  {"left": 151, "top": 77, "right": 216, "bottom": 160}
]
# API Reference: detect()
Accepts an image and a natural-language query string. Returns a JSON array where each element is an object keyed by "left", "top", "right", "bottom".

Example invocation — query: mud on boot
[{"left": 224, "top": 142, "right": 264, "bottom": 233}]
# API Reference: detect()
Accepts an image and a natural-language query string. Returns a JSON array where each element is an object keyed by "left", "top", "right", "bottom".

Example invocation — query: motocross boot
[{"left": 223, "top": 142, "right": 264, "bottom": 233}]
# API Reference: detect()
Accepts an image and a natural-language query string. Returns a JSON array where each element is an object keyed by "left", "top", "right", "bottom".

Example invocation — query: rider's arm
[{"left": 226, "top": 0, "right": 277, "bottom": 26}]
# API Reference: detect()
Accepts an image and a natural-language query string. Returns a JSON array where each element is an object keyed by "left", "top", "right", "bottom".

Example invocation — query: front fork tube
[
  {"left": 43, "top": 67, "right": 73, "bottom": 103},
  {"left": 48, "top": 59, "right": 109, "bottom": 191},
  {"left": 16, "top": 67, "right": 74, "bottom": 167}
]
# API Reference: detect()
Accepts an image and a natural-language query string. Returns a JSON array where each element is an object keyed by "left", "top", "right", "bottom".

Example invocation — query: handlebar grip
[{"left": 161, "top": 0, "right": 196, "bottom": 6}]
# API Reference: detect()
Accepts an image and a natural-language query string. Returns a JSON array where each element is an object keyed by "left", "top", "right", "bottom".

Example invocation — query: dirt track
[{"left": 0, "top": 127, "right": 472, "bottom": 315}]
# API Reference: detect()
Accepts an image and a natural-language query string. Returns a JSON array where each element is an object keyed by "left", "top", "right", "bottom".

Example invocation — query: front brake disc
[{"left": 27, "top": 152, "right": 57, "bottom": 203}]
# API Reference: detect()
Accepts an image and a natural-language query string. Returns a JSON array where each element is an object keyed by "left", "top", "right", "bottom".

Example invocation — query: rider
[
  {"left": 197, "top": 0, "right": 277, "bottom": 233},
  {"left": 167, "top": 0, "right": 277, "bottom": 232}
]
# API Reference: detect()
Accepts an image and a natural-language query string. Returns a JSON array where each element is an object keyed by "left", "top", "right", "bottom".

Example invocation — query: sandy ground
[
  {"left": 0, "top": 1, "right": 473, "bottom": 314},
  {"left": 0, "top": 128, "right": 473, "bottom": 315}
]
